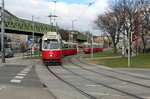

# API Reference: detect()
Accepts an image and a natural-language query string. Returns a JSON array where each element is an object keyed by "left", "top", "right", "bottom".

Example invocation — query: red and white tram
[
  {"left": 42, "top": 32, "right": 78, "bottom": 65},
  {"left": 83, "top": 42, "right": 103, "bottom": 54},
  {"left": 62, "top": 41, "right": 77, "bottom": 56},
  {"left": 42, "top": 32, "right": 62, "bottom": 65}
]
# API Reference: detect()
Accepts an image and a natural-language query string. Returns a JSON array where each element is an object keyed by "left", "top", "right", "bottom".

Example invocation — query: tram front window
[
  {"left": 84, "top": 45, "right": 91, "bottom": 48},
  {"left": 43, "top": 39, "right": 59, "bottom": 49}
]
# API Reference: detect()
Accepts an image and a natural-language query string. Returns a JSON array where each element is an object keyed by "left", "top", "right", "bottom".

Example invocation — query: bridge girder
[
  {"left": 2, "top": 16, "right": 58, "bottom": 35},
  {"left": 1, "top": 15, "right": 87, "bottom": 41}
]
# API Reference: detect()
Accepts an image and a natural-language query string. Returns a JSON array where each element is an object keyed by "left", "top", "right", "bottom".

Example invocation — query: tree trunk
[{"left": 113, "top": 44, "right": 117, "bottom": 53}]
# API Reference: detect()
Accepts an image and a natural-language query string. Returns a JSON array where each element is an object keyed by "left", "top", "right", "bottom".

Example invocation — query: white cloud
[{"left": 4, "top": 0, "right": 108, "bottom": 35}]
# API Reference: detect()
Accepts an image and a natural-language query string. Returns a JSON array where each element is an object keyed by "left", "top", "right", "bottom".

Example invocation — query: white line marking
[
  {"left": 10, "top": 79, "right": 21, "bottom": 83},
  {"left": 15, "top": 76, "right": 24, "bottom": 79},
  {"left": 10, "top": 66, "right": 32, "bottom": 84},
  {"left": 23, "top": 69, "right": 30, "bottom": 72},
  {"left": 20, "top": 71, "right": 28, "bottom": 74},
  {"left": 18, "top": 73, "right": 26, "bottom": 76},
  {"left": 88, "top": 92, "right": 110, "bottom": 95},
  {"left": 0, "top": 86, "right": 5, "bottom": 92},
  {"left": 86, "top": 85, "right": 102, "bottom": 87}
]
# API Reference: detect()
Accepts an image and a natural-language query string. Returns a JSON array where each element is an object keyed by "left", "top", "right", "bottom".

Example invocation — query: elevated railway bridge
[{"left": 0, "top": 15, "right": 87, "bottom": 41}]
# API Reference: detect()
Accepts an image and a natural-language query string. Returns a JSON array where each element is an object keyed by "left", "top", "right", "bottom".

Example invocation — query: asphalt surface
[
  {"left": 36, "top": 54, "right": 150, "bottom": 99},
  {"left": 0, "top": 54, "right": 55, "bottom": 99},
  {"left": 1, "top": 53, "right": 150, "bottom": 99}
]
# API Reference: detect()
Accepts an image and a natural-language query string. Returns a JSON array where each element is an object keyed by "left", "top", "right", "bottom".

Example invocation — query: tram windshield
[
  {"left": 43, "top": 39, "right": 59, "bottom": 49},
  {"left": 84, "top": 45, "right": 91, "bottom": 48}
]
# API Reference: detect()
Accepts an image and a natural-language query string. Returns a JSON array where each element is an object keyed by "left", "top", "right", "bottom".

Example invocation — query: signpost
[{"left": 1, "top": 0, "right": 5, "bottom": 63}]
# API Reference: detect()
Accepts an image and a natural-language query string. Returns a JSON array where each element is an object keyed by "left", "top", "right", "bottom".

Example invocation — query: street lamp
[{"left": 1, "top": 0, "right": 5, "bottom": 63}]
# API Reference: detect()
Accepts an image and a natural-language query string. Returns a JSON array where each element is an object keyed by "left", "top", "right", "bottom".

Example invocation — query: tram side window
[
  {"left": 65, "top": 44, "right": 68, "bottom": 49},
  {"left": 43, "top": 39, "right": 59, "bottom": 49},
  {"left": 85, "top": 45, "right": 91, "bottom": 48},
  {"left": 73, "top": 44, "right": 77, "bottom": 48}
]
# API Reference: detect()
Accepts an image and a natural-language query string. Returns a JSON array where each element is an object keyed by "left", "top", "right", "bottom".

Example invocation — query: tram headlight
[{"left": 50, "top": 55, "right": 53, "bottom": 57}]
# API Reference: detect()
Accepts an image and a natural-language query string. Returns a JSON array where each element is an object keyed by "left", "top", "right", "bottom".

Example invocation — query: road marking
[
  {"left": 18, "top": 73, "right": 26, "bottom": 76},
  {"left": 0, "top": 65, "right": 4, "bottom": 69},
  {"left": 86, "top": 84, "right": 102, "bottom": 87},
  {"left": 88, "top": 92, "right": 110, "bottom": 95},
  {"left": 20, "top": 71, "right": 28, "bottom": 73},
  {"left": 0, "top": 86, "right": 5, "bottom": 92},
  {"left": 10, "top": 66, "right": 32, "bottom": 83},
  {"left": 15, "top": 76, "right": 24, "bottom": 79},
  {"left": 23, "top": 69, "right": 31, "bottom": 72},
  {"left": 10, "top": 79, "right": 21, "bottom": 83}
]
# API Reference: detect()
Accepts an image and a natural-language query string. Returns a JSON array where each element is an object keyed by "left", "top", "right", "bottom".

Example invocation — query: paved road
[
  {"left": 38, "top": 53, "right": 150, "bottom": 99},
  {"left": 0, "top": 64, "right": 54, "bottom": 99}
]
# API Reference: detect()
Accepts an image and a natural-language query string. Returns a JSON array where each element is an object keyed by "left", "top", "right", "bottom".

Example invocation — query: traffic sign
[{"left": 28, "top": 39, "right": 33, "bottom": 44}]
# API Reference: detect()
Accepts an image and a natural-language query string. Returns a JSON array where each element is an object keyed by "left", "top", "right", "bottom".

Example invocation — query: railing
[
  {"left": 23, "top": 49, "right": 41, "bottom": 59},
  {"left": 1, "top": 15, "right": 59, "bottom": 34}
]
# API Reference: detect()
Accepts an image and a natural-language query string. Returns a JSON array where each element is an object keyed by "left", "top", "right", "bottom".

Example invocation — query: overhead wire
[{"left": 75, "top": 2, "right": 95, "bottom": 20}]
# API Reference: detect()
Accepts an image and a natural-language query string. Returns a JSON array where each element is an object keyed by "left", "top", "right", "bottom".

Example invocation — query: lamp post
[
  {"left": 91, "top": 32, "right": 93, "bottom": 59},
  {"left": 126, "top": 20, "right": 131, "bottom": 68},
  {"left": 70, "top": 20, "right": 76, "bottom": 43},
  {"left": 31, "top": 16, "right": 40, "bottom": 54},
  {"left": 32, "top": 16, "right": 34, "bottom": 47},
  {"left": 1, "top": 0, "right": 5, "bottom": 63}
]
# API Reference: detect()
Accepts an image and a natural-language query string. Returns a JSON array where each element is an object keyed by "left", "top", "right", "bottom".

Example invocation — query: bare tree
[
  {"left": 138, "top": 0, "right": 150, "bottom": 53},
  {"left": 94, "top": 11, "right": 123, "bottom": 53}
]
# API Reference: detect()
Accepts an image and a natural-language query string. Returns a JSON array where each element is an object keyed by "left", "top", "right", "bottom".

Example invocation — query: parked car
[{"left": 0, "top": 48, "right": 14, "bottom": 58}]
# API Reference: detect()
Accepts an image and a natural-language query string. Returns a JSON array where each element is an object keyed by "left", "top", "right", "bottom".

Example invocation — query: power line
[{"left": 75, "top": 2, "right": 95, "bottom": 20}]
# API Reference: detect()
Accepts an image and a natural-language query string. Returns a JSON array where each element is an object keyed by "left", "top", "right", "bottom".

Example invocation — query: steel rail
[{"left": 46, "top": 66, "right": 96, "bottom": 99}]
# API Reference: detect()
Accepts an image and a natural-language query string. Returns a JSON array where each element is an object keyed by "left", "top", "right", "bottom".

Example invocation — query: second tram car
[
  {"left": 83, "top": 42, "right": 103, "bottom": 54},
  {"left": 62, "top": 41, "right": 77, "bottom": 56}
]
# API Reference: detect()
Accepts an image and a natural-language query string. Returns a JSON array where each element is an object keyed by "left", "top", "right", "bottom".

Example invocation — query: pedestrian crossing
[{"left": 10, "top": 66, "right": 32, "bottom": 83}]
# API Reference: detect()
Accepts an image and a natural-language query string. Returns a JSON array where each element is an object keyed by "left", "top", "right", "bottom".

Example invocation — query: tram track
[
  {"left": 46, "top": 65, "right": 96, "bottom": 99},
  {"left": 61, "top": 54, "right": 150, "bottom": 99},
  {"left": 45, "top": 53, "right": 150, "bottom": 99},
  {"left": 61, "top": 63, "right": 144, "bottom": 99},
  {"left": 68, "top": 54, "right": 150, "bottom": 89},
  {"left": 78, "top": 54, "right": 150, "bottom": 81}
]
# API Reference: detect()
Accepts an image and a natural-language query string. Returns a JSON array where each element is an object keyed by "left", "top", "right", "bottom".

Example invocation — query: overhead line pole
[
  {"left": 32, "top": 15, "right": 34, "bottom": 46},
  {"left": 1, "top": 0, "right": 5, "bottom": 63},
  {"left": 91, "top": 31, "right": 93, "bottom": 59}
]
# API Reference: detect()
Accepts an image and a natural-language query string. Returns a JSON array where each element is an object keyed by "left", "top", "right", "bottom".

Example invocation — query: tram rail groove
[
  {"left": 35, "top": 64, "right": 58, "bottom": 99},
  {"left": 69, "top": 54, "right": 150, "bottom": 89},
  {"left": 62, "top": 54, "right": 150, "bottom": 99},
  {"left": 61, "top": 63, "right": 144, "bottom": 99},
  {"left": 79, "top": 54, "right": 150, "bottom": 81},
  {"left": 46, "top": 65, "right": 96, "bottom": 99}
]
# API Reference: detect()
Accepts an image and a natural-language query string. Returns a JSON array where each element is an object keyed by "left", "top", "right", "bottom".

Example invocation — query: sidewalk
[
  {"left": 0, "top": 53, "right": 40, "bottom": 66},
  {"left": 84, "top": 53, "right": 136, "bottom": 60}
]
